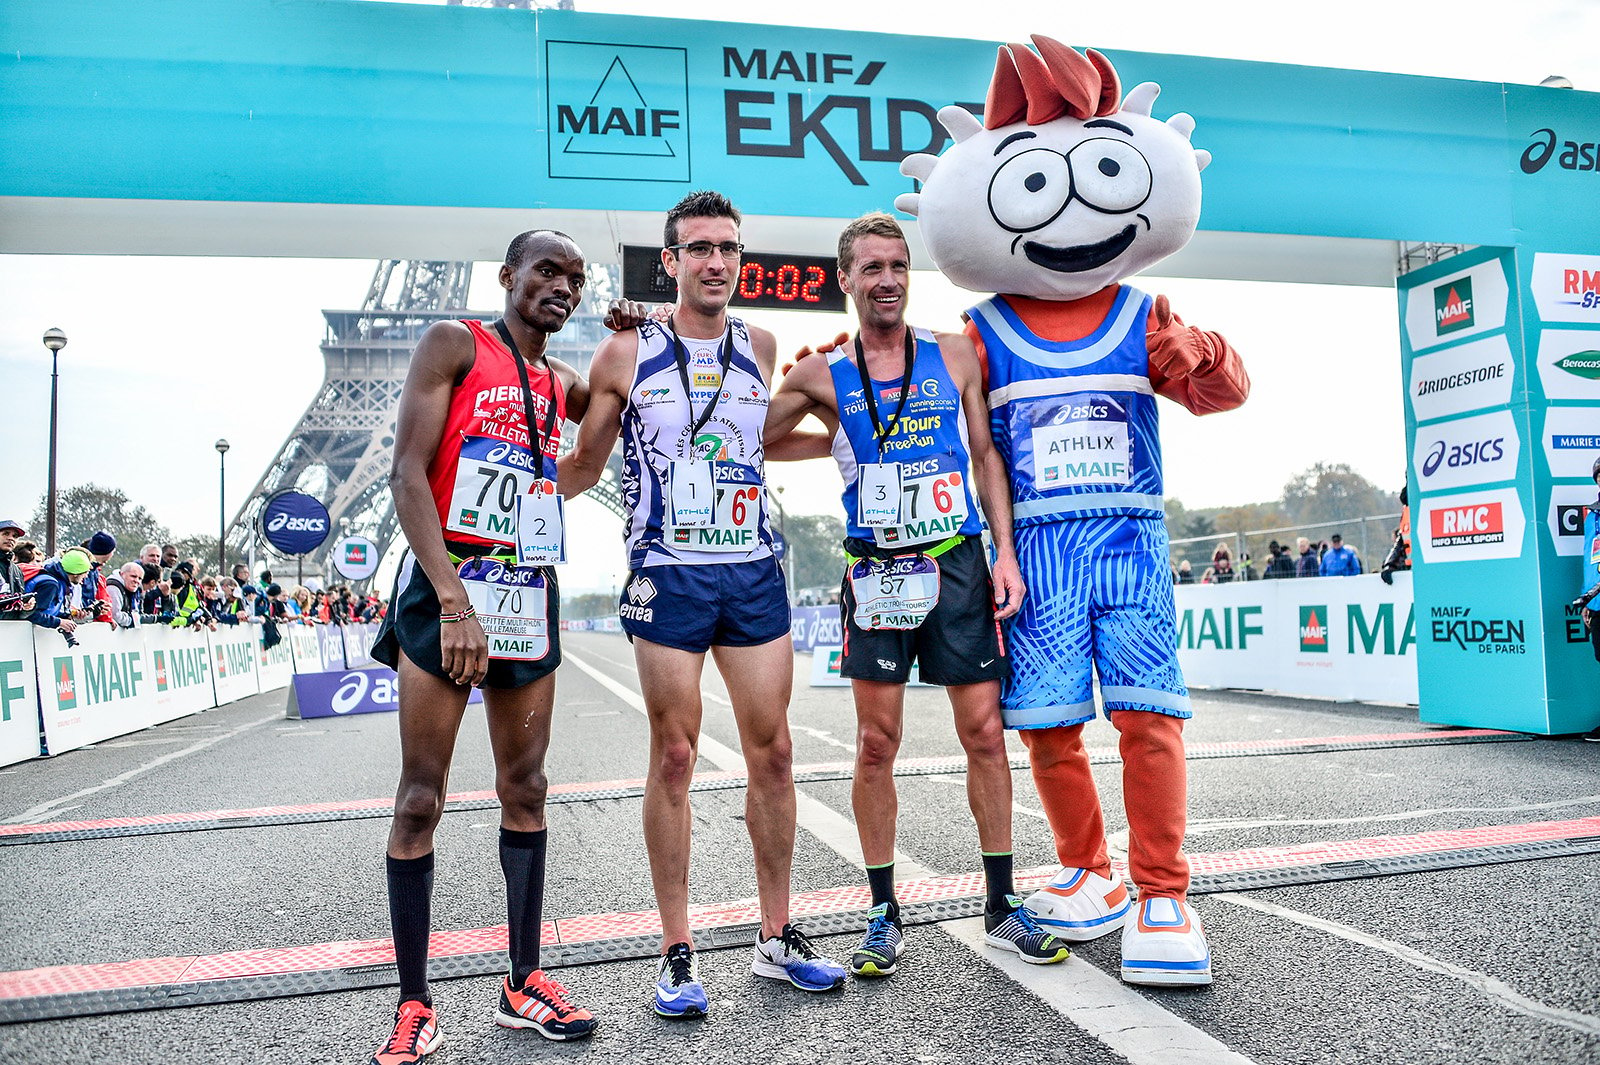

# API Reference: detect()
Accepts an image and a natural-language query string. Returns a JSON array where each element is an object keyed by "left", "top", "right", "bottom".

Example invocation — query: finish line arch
[{"left": 3, "top": 1, "right": 1596, "bottom": 733}]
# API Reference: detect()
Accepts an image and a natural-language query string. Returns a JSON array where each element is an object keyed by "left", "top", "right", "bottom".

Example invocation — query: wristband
[{"left": 440, "top": 605, "right": 477, "bottom": 624}]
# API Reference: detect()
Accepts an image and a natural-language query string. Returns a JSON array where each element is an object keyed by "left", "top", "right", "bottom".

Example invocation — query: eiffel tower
[{"left": 226, "top": 259, "right": 627, "bottom": 584}]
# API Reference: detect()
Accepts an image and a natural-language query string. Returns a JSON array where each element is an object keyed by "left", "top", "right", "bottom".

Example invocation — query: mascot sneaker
[
  {"left": 1120, "top": 897, "right": 1211, "bottom": 986},
  {"left": 1023, "top": 867, "right": 1132, "bottom": 941}
]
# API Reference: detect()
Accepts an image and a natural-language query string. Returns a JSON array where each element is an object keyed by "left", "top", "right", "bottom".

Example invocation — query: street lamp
[
  {"left": 42, "top": 328, "right": 67, "bottom": 556},
  {"left": 215, "top": 439, "right": 230, "bottom": 577}
]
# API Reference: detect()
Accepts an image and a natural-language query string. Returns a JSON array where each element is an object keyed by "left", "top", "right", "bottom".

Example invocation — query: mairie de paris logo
[
  {"left": 546, "top": 41, "right": 690, "bottom": 182},
  {"left": 1434, "top": 277, "right": 1474, "bottom": 336}
]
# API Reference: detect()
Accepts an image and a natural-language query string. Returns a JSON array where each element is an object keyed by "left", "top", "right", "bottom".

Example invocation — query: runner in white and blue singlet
[
  {"left": 559, "top": 191, "right": 845, "bottom": 1019},
  {"left": 765, "top": 212, "right": 1060, "bottom": 978}
]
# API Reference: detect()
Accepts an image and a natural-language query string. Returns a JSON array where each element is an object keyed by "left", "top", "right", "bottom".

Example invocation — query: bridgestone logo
[
  {"left": 1415, "top": 363, "right": 1504, "bottom": 396},
  {"left": 1429, "top": 502, "right": 1505, "bottom": 547}
]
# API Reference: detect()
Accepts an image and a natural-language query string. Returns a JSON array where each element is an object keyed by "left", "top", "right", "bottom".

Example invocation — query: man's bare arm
[
  {"left": 556, "top": 331, "right": 632, "bottom": 497},
  {"left": 389, "top": 321, "right": 487, "bottom": 685}
]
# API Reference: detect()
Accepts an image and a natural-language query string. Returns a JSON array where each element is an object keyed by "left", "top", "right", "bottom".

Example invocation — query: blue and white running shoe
[
  {"left": 653, "top": 942, "right": 709, "bottom": 1018},
  {"left": 751, "top": 923, "right": 846, "bottom": 992}
]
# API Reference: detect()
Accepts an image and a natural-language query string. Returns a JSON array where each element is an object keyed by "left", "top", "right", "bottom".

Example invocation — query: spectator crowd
[
  {"left": 0, "top": 518, "right": 386, "bottom": 647},
  {"left": 1172, "top": 530, "right": 1409, "bottom": 585}
]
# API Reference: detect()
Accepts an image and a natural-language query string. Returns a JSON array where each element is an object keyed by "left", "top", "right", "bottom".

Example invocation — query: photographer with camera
[
  {"left": 0, "top": 519, "right": 35, "bottom": 621},
  {"left": 168, "top": 561, "right": 215, "bottom": 631},
  {"left": 26, "top": 547, "right": 94, "bottom": 645}
]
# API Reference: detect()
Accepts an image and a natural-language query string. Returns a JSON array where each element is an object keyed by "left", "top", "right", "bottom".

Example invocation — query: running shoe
[
  {"left": 1120, "top": 897, "right": 1211, "bottom": 986},
  {"left": 493, "top": 970, "right": 598, "bottom": 1041},
  {"left": 370, "top": 1000, "right": 441, "bottom": 1065},
  {"left": 849, "top": 902, "right": 906, "bottom": 977},
  {"left": 653, "top": 942, "right": 709, "bottom": 1019},
  {"left": 751, "top": 922, "right": 847, "bottom": 992},
  {"left": 1023, "top": 866, "right": 1132, "bottom": 941},
  {"left": 984, "top": 895, "right": 1070, "bottom": 964}
]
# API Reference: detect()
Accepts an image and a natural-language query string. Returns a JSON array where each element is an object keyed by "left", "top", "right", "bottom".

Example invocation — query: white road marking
[
  {"left": 567, "top": 647, "right": 1254, "bottom": 1063},
  {"left": 1185, "top": 794, "right": 1600, "bottom": 836},
  {"left": 791, "top": 724, "right": 856, "bottom": 754},
  {"left": 945, "top": 917, "right": 1258, "bottom": 1064},
  {"left": 3, "top": 706, "right": 282, "bottom": 824},
  {"left": 1215, "top": 892, "right": 1600, "bottom": 1038}
]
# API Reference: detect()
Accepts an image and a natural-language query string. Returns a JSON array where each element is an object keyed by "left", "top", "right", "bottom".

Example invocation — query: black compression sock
[
  {"left": 982, "top": 851, "right": 1016, "bottom": 913},
  {"left": 386, "top": 852, "right": 435, "bottom": 1006},
  {"left": 866, "top": 862, "right": 897, "bottom": 911},
  {"left": 499, "top": 827, "right": 548, "bottom": 988}
]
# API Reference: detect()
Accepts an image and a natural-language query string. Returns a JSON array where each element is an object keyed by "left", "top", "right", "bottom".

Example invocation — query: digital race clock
[{"left": 621, "top": 245, "right": 845, "bottom": 312}]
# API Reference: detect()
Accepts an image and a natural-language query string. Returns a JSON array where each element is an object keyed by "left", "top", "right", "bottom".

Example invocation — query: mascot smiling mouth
[{"left": 1022, "top": 224, "right": 1138, "bottom": 273}]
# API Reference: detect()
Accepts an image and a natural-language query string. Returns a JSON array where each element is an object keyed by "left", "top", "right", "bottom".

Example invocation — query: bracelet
[{"left": 440, "top": 605, "right": 477, "bottom": 624}]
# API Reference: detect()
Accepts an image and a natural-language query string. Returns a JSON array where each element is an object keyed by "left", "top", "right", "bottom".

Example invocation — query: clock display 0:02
[{"left": 738, "top": 261, "right": 827, "bottom": 304}]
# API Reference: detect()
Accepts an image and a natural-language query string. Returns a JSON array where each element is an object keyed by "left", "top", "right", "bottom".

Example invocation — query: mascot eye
[
  {"left": 987, "top": 149, "right": 1072, "bottom": 233},
  {"left": 1066, "top": 138, "right": 1153, "bottom": 214}
]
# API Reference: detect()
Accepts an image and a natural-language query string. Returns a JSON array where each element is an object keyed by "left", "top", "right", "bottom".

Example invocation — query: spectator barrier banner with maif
[
  {"left": 286, "top": 625, "right": 323, "bottom": 674},
  {"left": 0, "top": 624, "right": 40, "bottom": 768},
  {"left": 1174, "top": 573, "right": 1418, "bottom": 704},
  {"left": 144, "top": 625, "right": 217, "bottom": 725},
  {"left": 33, "top": 625, "right": 157, "bottom": 756},
  {"left": 255, "top": 630, "right": 295, "bottom": 693},
  {"left": 207, "top": 626, "right": 262, "bottom": 706}
]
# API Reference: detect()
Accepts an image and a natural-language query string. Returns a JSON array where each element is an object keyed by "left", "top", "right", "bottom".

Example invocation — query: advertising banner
[
  {"left": 1173, "top": 575, "right": 1417, "bottom": 704},
  {"left": 207, "top": 626, "right": 261, "bottom": 706},
  {"left": 260, "top": 490, "right": 331, "bottom": 556},
  {"left": 33, "top": 624, "right": 152, "bottom": 755},
  {"left": 0, "top": 623, "right": 41, "bottom": 767},
  {"left": 287, "top": 665, "right": 481, "bottom": 719},
  {"left": 316, "top": 624, "right": 347, "bottom": 672},
  {"left": 790, "top": 605, "right": 843, "bottom": 654},
  {"left": 341, "top": 623, "right": 378, "bottom": 669},
  {"left": 286, "top": 625, "right": 323, "bottom": 673},
  {"left": 144, "top": 625, "right": 215, "bottom": 725},
  {"left": 331, "top": 536, "right": 380, "bottom": 581},
  {"left": 255, "top": 626, "right": 294, "bottom": 693}
]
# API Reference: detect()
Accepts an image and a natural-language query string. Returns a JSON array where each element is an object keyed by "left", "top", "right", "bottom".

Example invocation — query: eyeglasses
[{"left": 668, "top": 241, "right": 745, "bottom": 260}]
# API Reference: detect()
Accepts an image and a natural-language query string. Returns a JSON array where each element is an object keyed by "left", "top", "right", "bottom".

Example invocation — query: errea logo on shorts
[{"left": 546, "top": 42, "right": 690, "bottom": 182}]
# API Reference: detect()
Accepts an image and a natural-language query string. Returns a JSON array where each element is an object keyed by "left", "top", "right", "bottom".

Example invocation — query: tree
[
  {"left": 563, "top": 591, "right": 616, "bottom": 620},
  {"left": 781, "top": 513, "right": 846, "bottom": 594},
  {"left": 1281, "top": 464, "right": 1399, "bottom": 526},
  {"left": 30, "top": 483, "right": 169, "bottom": 558},
  {"left": 171, "top": 533, "right": 222, "bottom": 574}
]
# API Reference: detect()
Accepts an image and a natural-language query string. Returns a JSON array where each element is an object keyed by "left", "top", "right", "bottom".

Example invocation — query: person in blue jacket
[
  {"left": 26, "top": 547, "right": 93, "bottom": 638},
  {"left": 1318, "top": 533, "right": 1363, "bottom": 577}
]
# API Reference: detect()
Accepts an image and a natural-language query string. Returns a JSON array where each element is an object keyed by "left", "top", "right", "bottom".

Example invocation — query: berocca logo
[
  {"left": 1556, "top": 350, "right": 1600, "bottom": 380},
  {"left": 1434, "top": 278, "right": 1474, "bottom": 335}
]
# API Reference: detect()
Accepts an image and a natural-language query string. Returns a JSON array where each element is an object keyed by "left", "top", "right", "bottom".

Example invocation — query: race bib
[
  {"left": 457, "top": 558, "right": 549, "bottom": 661},
  {"left": 1030, "top": 397, "right": 1131, "bottom": 489},
  {"left": 669, "top": 463, "right": 764, "bottom": 553},
  {"left": 849, "top": 553, "right": 941, "bottom": 630},
  {"left": 668, "top": 460, "right": 716, "bottom": 527},
  {"left": 447, "top": 436, "right": 543, "bottom": 543},
  {"left": 516, "top": 481, "right": 565, "bottom": 566},
  {"left": 872, "top": 457, "right": 970, "bottom": 548},
  {"left": 858, "top": 463, "right": 903, "bottom": 527}
]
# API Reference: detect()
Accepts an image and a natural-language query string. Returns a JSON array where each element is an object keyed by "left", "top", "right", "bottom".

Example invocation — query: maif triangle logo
[
  {"left": 1434, "top": 277, "right": 1475, "bottom": 335},
  {"left": 55, "top": 657, "right": 77, "bottom": 710},
  {"left": 1299, "top": 606, "right": 1329, "bottom": 653}
]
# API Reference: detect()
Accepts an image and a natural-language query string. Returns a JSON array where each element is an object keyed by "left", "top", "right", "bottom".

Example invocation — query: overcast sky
[{"left": 2, "top": 0, "right": 1593, "bottom": 592}]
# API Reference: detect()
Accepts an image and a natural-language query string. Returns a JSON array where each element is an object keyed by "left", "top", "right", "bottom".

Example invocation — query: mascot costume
[{"left": 895, "top": 36, "right": 1249, "bottom": 985}]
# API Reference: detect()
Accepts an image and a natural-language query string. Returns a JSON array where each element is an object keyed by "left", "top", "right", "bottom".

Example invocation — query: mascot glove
[{"left": 1146, "top": 294, "right": 1211, "bottom": 382}]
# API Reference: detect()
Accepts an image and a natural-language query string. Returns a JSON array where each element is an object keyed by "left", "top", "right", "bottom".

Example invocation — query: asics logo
[{"left": 331, "top": 671, "right": 369, "bottom": 715}]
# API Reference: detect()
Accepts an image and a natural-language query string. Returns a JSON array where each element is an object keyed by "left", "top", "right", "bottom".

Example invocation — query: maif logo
[
  {"left": 1298, "top": 606, "right": 1329, "bottom": 654},
  {"left": 1434, "top": 277, "right": 1474, "bottom": 335},
  {"left": 54, "top": 657, "right": 77, "bottom": 710},
  {"left": 154, "top": 650, "right": 169, "bottom": 692},
  {"left": 547, "top": 41, "right": 690, "bottom": 182}
]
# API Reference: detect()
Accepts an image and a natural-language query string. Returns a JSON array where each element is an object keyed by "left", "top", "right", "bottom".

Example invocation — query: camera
[
  {"left": 59, "top": 626, "right": 79, "bottom": 649},
  {"left": 0, "top": 591, "right": 33, "bottom": 612}
]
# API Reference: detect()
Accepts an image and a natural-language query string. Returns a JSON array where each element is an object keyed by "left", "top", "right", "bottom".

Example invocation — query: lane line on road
[
  {"left": 0, "top": 706, "right": 284, "bottom": 826},
  {"left": 0, "top": 728, "right": 1532, "bottom": 844},
  {"left": 1213, "top": 892, "right": 1600, "bottom": 1037},
  {"left": 1185, "top": 794, "right": 1600, "bottom": 837}
]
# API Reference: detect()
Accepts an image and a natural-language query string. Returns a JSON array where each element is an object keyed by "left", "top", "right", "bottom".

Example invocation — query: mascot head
[{"left": 895, "top": 36, "right": 1210, "bottom": 301}]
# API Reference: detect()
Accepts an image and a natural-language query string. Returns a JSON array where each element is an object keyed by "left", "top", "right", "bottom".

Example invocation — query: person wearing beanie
[
  {"left": 25, "top": 547, "right": 93, "bottom": 634},
  {"left": 78, "top": 531, "right": 118, "bottom": 618}
]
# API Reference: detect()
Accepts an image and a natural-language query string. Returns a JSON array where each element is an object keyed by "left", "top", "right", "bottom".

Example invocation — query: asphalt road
[{"left": 1, "top": 630, "right": 1597, "bottom": 1065}]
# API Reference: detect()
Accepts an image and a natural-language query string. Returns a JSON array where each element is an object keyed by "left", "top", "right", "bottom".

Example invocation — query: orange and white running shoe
[
  {"left": 494, "top": 970, "right": 599, "bottom": 1041},
  {"left": 370, "top": 1000, "right": 441, "bottom": 1065}
]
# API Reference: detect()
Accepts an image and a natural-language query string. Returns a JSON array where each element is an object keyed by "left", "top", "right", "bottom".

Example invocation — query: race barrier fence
[{"left": 0, "top": 620, "right": 389, "bottom": 768}]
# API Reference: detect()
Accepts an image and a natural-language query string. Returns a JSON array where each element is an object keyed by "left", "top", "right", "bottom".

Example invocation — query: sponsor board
[
  {"left": 1403, "top": 260, "right": 1507, "bottom": 352},
  {"left": 144, "top": 625, "right": 215, "bottom": 724},
  {"left": 1415, "top": 487, "right": 1525, "bottom": 564},
  {"left": 208, "top": 628, "right": 262, "bottom": 706},
  {"left": 33, "top": 624, "right": 153, "bottom": 756},
  {"left": 789, "top": 605, "right": 842, "bottom": 653},
  {"left": 1412, "top": 409, "right": 1521, "bottom": 493},
  {"left": 1532, "top": 253, "right": 1600, "bottom": 325},
  {"left": 1534, "top": 329, "right": 1600, "bottom": 402},
  {"left": 256, "top": 629, "right": 295, "bottom": 694},
  {"left": 1540, "top": 405, "right": 1600, "bottom": 479},
  {"left": 0, "top": 623, "right": 40, "bottom": 767},
  {"left": 1424, "top": 604, "right": 1527, "bottom": 656},
  {"left": 1547, "top": 486, "right": 1596, "bottom": 557},
  {"left": 287, "top": 625, "right": 324, "bottom": 673},
  {"left": 545, "top": 41, "right": 690, "bottom": 182},
  {"left": 1407, "top": 335, "right": 1513, "bottom": 423},
  {"left": 1173, "top": 575, "right": 1417, "bottom": 704},
  {"left": 287, "top": 665, "right": 483, "bottom": 718},
  {"left": 332, "top": 536, "right": 380, "bottom": 581}
]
